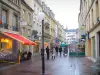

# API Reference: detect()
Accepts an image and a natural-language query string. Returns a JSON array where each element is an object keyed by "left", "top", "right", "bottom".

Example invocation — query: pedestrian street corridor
[{"left": 0, "top": 55, "right": 95, "bottom": 75}]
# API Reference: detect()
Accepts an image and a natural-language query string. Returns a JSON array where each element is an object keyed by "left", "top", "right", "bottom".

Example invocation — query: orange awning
[{"left": 3, "top": 32, "right": 35, "bottom": 45}]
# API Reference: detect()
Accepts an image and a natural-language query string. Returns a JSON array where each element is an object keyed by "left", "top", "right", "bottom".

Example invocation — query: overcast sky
[{"left": 41, "top": 0, "right": 80, "bottom": 29}]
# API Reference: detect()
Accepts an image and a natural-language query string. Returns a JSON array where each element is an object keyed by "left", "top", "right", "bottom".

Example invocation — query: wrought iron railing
[
  {"left": 0, "top": 23, "right": 8, "bottom": 29},
  {"left": 12, "top": 26, "right": 19, "bottom": 31}
]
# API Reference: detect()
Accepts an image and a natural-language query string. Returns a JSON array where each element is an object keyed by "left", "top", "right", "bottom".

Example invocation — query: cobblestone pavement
[{"left": 0, "top": 55, "right": 96, "bottom": 75}]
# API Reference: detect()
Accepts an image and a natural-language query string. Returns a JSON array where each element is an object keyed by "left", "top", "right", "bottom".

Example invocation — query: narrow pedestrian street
[{"left": 0, "top": 55, "right": 95, "bottom": 75}]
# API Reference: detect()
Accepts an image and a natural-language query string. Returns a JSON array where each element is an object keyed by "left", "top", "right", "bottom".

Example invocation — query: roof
[{"left": 66, "top": 29, "right": 77, "bottom": 32}]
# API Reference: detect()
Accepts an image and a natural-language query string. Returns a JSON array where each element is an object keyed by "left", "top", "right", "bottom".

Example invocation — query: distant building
[{"left": 66, "top": 29, "right": 77, "bottom": 44}]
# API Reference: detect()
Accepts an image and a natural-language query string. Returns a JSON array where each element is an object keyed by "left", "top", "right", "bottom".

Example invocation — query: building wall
[
  {"left": 33, "top": 0, "right": 42, "bottom": 37},
  {"left": 0, "top": 0, "right": 21, "bottom": 62},
  {"left": 0, "top": 0, "right": 21, "bottom": 34},
  {"left": 57, "top": 22, "right": 62, "bottom": 42},
  {"left": 61, "top": 26, "right": 66, "bottom": 43},
  {"left": 20, "top": 0, "right": 34, "bottom": 55},
  {"left": 79, "top": 0, "right": 100, "bottom": 61},
  {"left": 20, "top": 0, "right": 33, "bottom": 38}
]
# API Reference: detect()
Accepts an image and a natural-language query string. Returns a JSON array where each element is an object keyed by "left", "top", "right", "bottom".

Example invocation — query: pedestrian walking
[
  {"left": 55, "top": 46, "right": 58, "bottom": 56},
  {"left": 59, "top": 46, "right": 62, "bottom": 57},
  {"left": 46, "top": 46, "right": 50, "bottom": 60},
  {"left": 51, "top": 47, "right": 56, "bottom": 59}
]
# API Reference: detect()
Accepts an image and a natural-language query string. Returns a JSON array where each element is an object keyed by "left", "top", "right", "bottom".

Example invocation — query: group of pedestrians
[{"left": 45, "top": 46, "right": 63, "bottom": 60}]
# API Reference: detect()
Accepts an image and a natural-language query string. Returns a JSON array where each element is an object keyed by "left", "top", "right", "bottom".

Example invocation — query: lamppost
[{"left": 38, "top": 12, "right": 46, "bottom": 75}]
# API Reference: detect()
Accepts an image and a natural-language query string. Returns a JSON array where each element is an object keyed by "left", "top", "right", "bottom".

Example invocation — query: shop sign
[{"left": 1, "top": 38, "right": 9, "bottom": 43}]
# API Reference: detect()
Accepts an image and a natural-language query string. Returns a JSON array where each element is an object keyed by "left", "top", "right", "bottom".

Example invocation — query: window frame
[{"left": 1, "top": 9, "right": 8, "bottom": 24}]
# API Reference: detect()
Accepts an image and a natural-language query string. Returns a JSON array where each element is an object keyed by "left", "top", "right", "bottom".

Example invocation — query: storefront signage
[{"left": 1, "top": 38, "right": 9, "bottom": 43}]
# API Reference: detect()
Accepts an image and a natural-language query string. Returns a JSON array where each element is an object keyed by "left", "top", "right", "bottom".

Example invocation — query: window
[
  {"left": 15, "top": 0, "right": 17, "bottom": 4},
  {"left": 28, "top": 29, "right": 30, "bottom": 37},
  {"left": 89, "top": 14, "right": 90, "bottom": 30},
  {"left": 2, "top": 9, "right": 8, "bottom": 29},
  {"left": 28, "top": 13, "right": 31, "bottom": 23},
  {"left": 22, "top": 9, "right": 25, "bottom": 15},
  {"left": 9, "top": 0, "right": 19, "bottom": 6},
  {"left": 16, "top": 0, "right": 19, "bottom": 5},
  {"left": 96, "top": 0, "right": 99, "bottom": 19},
  {"left": 91, "top": 9, "right": 94, "bottom": 26},
  {"left": 22, "top": 27, "right": 25, "bottom": 35},
  {"left": 22, "top": 9, "right": 25, "bottom": 19},
  {"left": 2, "top": 9, "right": 7, "bottom": 24},
  {"left": 12, "top": 14, "right": 18, "bottom": 31}
]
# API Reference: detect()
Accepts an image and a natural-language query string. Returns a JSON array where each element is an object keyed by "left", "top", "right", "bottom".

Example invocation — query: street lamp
[{"left": 38, "top": 12, "right": 46, "bottom": 75}]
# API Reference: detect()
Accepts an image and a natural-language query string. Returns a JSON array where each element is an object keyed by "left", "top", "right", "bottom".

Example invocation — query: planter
[{"left": 69, "top": 52, "right": 85, "bottom": 57}]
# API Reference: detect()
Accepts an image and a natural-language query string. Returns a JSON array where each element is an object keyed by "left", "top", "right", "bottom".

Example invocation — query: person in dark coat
[
  {"left": 55, "top": 46, "right": 58, "bottom": 56},
  {"left": 46, "top": 46, "right": 50, "bottom": 60},
  {"left": 27, "top": 51, "right": 32, "bottom": 60},
  {"left": 59, "top": 46, "right": 62, "bottom": 57}
]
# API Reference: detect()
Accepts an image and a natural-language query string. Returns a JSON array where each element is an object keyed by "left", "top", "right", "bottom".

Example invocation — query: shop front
[
  {"left": 0, "top": 32, "right": 35, "bottom": 63},
  {"left": 33, "top": 41, "right": 40, "bottom": 56},
  {"left": 33, "top": 41, "right": 50, "bottom": 56}
]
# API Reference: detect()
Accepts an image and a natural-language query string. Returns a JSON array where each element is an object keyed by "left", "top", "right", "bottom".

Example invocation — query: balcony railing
[
  {"left": 0, "top": 23, "right": 8, "bottom": 29},
  {"left": 12, "top": 26, "right": 19, "bottom": 31}
]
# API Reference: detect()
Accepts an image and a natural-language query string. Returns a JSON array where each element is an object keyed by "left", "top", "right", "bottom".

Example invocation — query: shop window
[{"left": 1, "top": 38, "right": 12, "bottom": 51}]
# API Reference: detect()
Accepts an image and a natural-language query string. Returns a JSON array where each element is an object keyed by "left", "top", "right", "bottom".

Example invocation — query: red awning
[{"left": 3, "top": 32, "right": 35, "bottom": 45}]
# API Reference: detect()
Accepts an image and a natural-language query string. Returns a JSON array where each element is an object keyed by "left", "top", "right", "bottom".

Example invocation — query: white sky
[{"left": 41, "top": 0, "right": 80, "bottom": 29}]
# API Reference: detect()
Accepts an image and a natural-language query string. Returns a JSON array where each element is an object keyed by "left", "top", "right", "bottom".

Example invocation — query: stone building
[{"left": 79, "top": 0, "right": 100, "bottom": 62}]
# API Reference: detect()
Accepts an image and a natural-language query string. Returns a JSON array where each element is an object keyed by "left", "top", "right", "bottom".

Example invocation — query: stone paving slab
[{"left": 0, "top": 56, "right": 96, "bottom": 75}]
